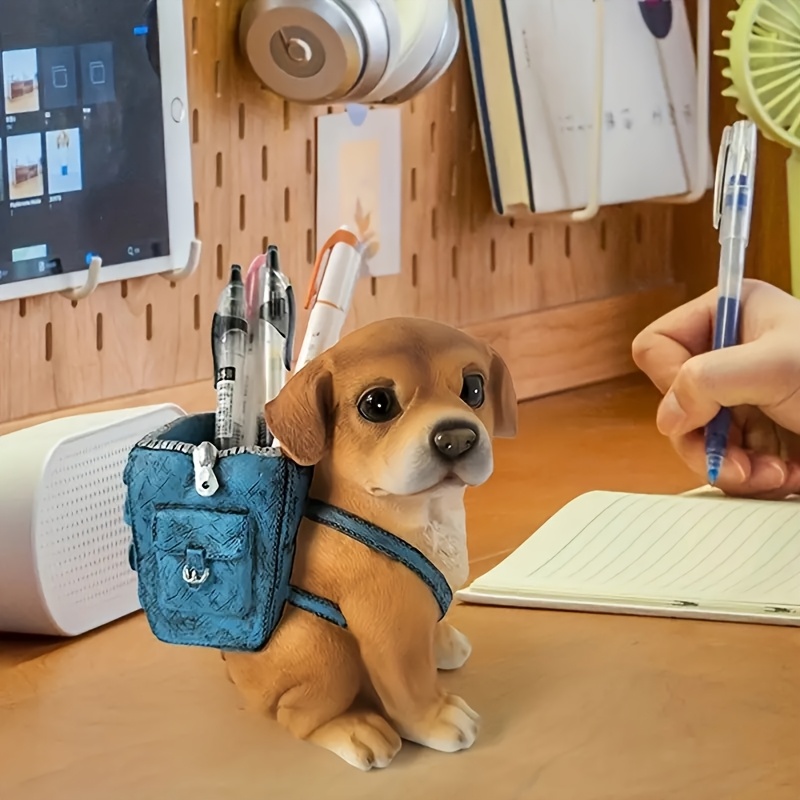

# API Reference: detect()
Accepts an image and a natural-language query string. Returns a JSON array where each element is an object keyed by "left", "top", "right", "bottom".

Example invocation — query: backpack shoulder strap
[{"left": 303, "top": 499, "right": 453, "bottom": 619}]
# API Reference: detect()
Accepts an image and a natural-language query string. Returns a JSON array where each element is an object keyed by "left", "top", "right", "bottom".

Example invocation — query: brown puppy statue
[{"left": 223, "top": 316, "right": 517, "bottom": 770}]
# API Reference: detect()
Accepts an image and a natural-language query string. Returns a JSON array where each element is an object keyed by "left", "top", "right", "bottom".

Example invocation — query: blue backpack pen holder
[
  {"left": 123, "top": 413, "right": 314, "bottom": 652},
  {"left": 123, "top": 413, "right": 453, "bottom": 654}
]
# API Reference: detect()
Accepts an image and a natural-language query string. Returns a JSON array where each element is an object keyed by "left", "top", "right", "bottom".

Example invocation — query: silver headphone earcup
[
  {"left": 379, "top": 0, "right": 460, "bottom": 105},
  {"left": 239, "top": 0, "right": 393, "bottom": 104}
]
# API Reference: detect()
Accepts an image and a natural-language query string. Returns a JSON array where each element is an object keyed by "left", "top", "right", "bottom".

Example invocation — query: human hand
[{"left": 632, "top": 279, "right": 800, "bottom": 498}]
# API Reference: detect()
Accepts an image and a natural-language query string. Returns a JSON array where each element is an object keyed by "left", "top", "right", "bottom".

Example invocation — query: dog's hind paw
[
  {"left": 435, "top": 622, "right": 472, "bottom": 670},
  {"left": 309, "top": 711, "right": 402, "bottom": 771}
]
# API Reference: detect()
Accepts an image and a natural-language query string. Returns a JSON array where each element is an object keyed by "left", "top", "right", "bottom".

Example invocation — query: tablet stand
[
  {"left": 60, "top": 255, "right": 102, "bottom": 302},
  {"left": 59, "top": 239, "right": 202, "bottom": 303},
  {"left": 159, "top": 239, "right": 202, "bottom": 283}
]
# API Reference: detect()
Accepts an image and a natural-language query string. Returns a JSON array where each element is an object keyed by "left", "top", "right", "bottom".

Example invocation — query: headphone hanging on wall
[{"left": 239, "top": 0, "right": 460, "bottom": 105}]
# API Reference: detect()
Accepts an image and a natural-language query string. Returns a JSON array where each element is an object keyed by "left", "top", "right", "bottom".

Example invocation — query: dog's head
[{"left": 265, "top": 317, "right": 517, "bottom": 497}]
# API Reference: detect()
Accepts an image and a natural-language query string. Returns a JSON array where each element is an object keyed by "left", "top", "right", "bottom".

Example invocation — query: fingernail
[
  {"left": 766, "top": 460, "right": 787, "bottom": 486},
  {"left": 657, "top": 391, "right": 687, "bottom": 434}
]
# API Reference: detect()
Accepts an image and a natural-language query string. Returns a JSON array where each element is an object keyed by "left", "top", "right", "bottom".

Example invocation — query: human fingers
[
  {"left": 655, "top": 340, "right": 800, "bottom": 438},
  {"left": 670, "top": 430, "right": 800, "bottom": 498},
  {"left": 632, "top": 289, "right": 717, "bottom": 394}
]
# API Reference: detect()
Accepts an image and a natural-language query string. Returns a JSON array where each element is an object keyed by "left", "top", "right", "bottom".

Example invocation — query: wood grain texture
[
  {"left": 3, "top": 377, "right": 799, "bottom": 800},
  {"left": 465, "top": 284, "right": 686, "bottom": 400},
  {"left": 0, "top": 0, "right": 676, "bottom": 426},
  {"left": 673, "top": 0, "right": 792, "bottom": 298}
]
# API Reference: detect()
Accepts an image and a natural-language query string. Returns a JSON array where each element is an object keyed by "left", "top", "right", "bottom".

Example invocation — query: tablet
[{"left": 0, "top": 0, "right": 195, "bottom": 302}]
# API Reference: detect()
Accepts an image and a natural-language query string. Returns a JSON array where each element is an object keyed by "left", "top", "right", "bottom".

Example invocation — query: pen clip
[
  {"left": 304, "top": 228, "right": 361, "bottom": 309},
  {"left": 283, "top": 284, "right": 296, "bottom": 371},
  {"left": 245, "top": 253, "right": 267, "bottom": 322},
  {"left": 712, "top": 125, "right": 733, "bottom": 231}
]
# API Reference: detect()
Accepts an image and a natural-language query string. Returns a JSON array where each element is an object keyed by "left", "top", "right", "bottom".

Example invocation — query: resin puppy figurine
[{"left": 223, "top": 317, "right": 518, "bottom": 770}]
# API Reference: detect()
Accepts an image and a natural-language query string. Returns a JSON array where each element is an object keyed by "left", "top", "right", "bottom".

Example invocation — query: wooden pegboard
[{"left": 0, "top": 0, "right": 677, "bottom": 425}]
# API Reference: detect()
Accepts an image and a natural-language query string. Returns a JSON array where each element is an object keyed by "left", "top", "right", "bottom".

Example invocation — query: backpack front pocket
[{"left": 153, "top": 506, "right": 253, "bottom": 620}]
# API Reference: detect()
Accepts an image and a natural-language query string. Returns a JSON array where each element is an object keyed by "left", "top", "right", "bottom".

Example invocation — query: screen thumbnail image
[
  {"left": 2, "top": 49, "right": 40, "bottom": 115},
  {"left": 7, "top": 133, "right": 44, "bottom": 200},
  {"left": 39, "top": 46, "right": 78, "bottom": 111},
  {"left": 46, "top": 128, "right": 83, "bottom": 194}
]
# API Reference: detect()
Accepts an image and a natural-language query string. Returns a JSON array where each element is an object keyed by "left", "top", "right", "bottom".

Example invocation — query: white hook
[
  {"left": 571, "top": 0, "right": 604, "bottom": 223},
  {"left": 60, "top": 255, "right": 102, "bottom": 302},
  {"left": 652, "top": 0, "right": 710, "bottom": 205},
  {"left": 159, "top": 239, "right": 202, "bottom": 282}
]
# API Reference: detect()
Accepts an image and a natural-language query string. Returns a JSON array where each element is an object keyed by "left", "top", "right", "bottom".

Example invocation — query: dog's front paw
[
  {"left": 309, "top": 711, "right": 402, "bottom": 771},
  {"left": 402, "top": 694, "right": 480, "bottom": 753},
  {"left": 435, "top": 622, "right": 472, "bottom": 670}
]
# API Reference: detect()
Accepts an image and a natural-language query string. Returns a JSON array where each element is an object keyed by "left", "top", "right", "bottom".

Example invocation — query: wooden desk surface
[{"left": 2, "top": 377, "right": 799, "bottom": 800}]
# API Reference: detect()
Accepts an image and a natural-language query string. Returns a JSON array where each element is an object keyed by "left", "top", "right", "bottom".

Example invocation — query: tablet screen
[{"left": 0, "top": 0, "right": 171, "bottom": 288}]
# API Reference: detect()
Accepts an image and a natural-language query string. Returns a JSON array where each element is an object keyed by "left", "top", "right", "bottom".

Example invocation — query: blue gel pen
[{"left": 705, "top": 121, "right": 758, "bottom": 484}]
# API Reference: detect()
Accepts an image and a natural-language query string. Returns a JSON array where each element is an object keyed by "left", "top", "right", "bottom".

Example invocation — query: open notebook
[{"left": 457, "top": 491, "right": 800, "bottom": 626}]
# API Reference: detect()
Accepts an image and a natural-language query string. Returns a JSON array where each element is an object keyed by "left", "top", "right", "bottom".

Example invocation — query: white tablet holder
[
  {"left": 566, "top": 0, "right": 711, "bottom": 223},
  {"left": 59, "top": 239, "right": 203, "bottom": 303}
]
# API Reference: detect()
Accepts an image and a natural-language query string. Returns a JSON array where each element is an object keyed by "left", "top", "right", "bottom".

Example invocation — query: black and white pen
[{"left": 212, "top": 264, "right": 248, "bottom": 450}]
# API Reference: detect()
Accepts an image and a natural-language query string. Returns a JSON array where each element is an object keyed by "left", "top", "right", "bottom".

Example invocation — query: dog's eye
[
  {"left": 460, "top": 374, "right": 485, "bottom": 408},
  {"left": 357, "top": 388, "right": 400, "bottom": 423}
]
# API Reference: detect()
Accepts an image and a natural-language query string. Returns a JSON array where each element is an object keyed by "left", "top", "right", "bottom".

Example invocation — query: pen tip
[
  {"left": 230, "top": 264, "right": 242, "bottom": 282},
  {"left": 706, "top": 453, "right": 722, "bottom": 486}
]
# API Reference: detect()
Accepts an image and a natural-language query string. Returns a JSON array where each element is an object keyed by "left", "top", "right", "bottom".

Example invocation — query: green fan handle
[{"left": 788, "top": 150, "right": 800, "bottom": 299}]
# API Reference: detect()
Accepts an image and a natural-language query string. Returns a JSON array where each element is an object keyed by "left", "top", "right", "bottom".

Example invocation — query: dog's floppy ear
[
  {"left": 264, "top": 359, "right": 333, "bottom": 465},
  {"left": 488, "top": 346, "right": 518, "bottom": 438}
]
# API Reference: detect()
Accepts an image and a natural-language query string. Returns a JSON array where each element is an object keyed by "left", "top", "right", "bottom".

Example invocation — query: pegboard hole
[
  {"left": 528, "top": 232, "right": 535, "bottom": 265},
  {"left": 411, "top": 253, "right": 418, "bottom": 287},
  {"left": 96, "top": 313, "right": 103, "bottom": 352},
  {"left": 216, "top": 243, "right": 223, "bottom": 280},
  {"left": 238, "top": 103, "right": 246, "bottom": 139},
  {"left": 490, "top": 239, "right": 497, "bottom": 273},
  {"left": 239, "top": 194, "right": 246, "bottom": 231},
  {"left": 214, "top": 61, "right": 221, "bottom": 98},
  {"left": 262, "top": 236, "right": 269, "bottom": 253},
  {"left": 18, "top": 299, "right": 26, "bottom": 318},
  {"left": 193, "top": 295, "right": 201, "bottom": 331},
  {"left": 283, "top": 101, "right": 290, "bottom": 130},
  {"left": 470, "top": 121, "right": 478, "bottom": 152},
  {"left": 451, "top": 246, "right": 458, "bottom": 279},
  {"left": 120, "top": 280, "right": 128, "bottom": 299},
  {"left": 450, "top": 163, "right": 458, "bottom": 197},
  {"left": 194, "top": 202, "right": 200, "bottom": 238},
  {"left": 284, "top": 187, "right": 291, "bottom": 222},
  {"left": 71, "top": 300, "right": 78, "bottom": 309},
  {"left": 409, "top": 100, "right": 416, "bottom": 115},
  {"left": 306, "top": 139, "right": 313, "bottom": 174},
  {"left": 262, "top": 146, "right": 268, "bottom": 181},
  {"left": 145, "top": 304, "right": 153, "bottom": 341},
  {"left": 45, "top": 322, "right": 52, "bottom": 362},
  {"left": 564, "top": 226, "right": 572, "bottom": 258},
  {"left": 410, "top": 168, "right": 417, "bottom": 201},
  {"left": 192, "top": 109, "right": 199, "bottom": 143},
  {"left": 450, "top": 79, "right": 458, "bottom": 113},
  {"left": 635, "top": 213, "right": 643, "bottom": 244},
  {"left": 431, "top": 207, "right": 438, "bottom": 240},
  {"left": 306, "top": 229, "right": 314, "bottom": 264},
  {"left": 600, "top": 219, "right": 607, "bottom": 251},
  {"left": 430, "top": 122, "right": 436, "bottom": 153},
  {"left": 370, "top": 277, "right": 377, "bottom": 297},
  {"left": 191, "top": 16, "right": 198, "bottom": 54},
  {"left": 215, "top": 152, "right": 223, "bottom": 187}
]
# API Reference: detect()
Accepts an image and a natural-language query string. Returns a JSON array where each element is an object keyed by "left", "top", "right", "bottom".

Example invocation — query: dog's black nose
[{"left": 432, "top": 422, "right": 478, "bottom": 460}]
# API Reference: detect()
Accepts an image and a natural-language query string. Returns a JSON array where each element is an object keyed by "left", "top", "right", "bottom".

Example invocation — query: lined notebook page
[{"left": 469, "top": 492, "right": 800, "bottom": 609}]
